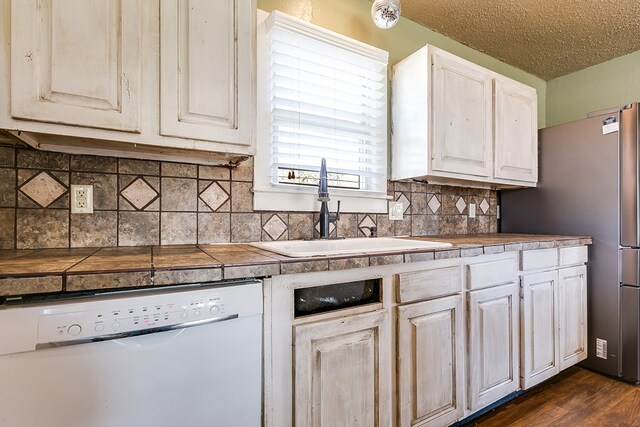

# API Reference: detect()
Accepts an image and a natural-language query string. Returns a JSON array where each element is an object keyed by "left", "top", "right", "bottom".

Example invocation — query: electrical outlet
[
  {"left": 71, "top": 185, "right": 93, "bottom": 214},
  {"left": 468, "top": 203, "right": 476, "bottom": 218},
  {"left": 388, "top": 201, "right": 404, "bottom": 221}
]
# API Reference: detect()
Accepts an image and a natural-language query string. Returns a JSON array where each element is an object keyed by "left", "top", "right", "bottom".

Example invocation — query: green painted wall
[
  {"left": 257, "top": 0, "right": 547, "bottom": 128},
  {"left": 546, "top": 50, "right": 640, "bottom": 127}
]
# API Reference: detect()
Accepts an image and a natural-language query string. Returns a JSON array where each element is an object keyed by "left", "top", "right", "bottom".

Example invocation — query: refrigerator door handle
[
  {"left": 622, "top": 248, "right": 640, "bottom": 286},
  {"left": 621, "top": 104, "right": 640, "bottom": 247}
]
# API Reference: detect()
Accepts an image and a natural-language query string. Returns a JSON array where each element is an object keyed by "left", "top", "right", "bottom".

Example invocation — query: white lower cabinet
[
  {"left": 397, "top": 295, "right": 464, "bottom": 427},
  {"left": 520, "top": 270, "right": 560, "bottom": 389},
  {"left": 293, "top": 309, "right": 391, "bottom": 427},
  {"left": 467, "top": 283, "right": 520, "bottom": 412},
  {"left": 558, "top": 265, "right": 588, "bottom": 369}
]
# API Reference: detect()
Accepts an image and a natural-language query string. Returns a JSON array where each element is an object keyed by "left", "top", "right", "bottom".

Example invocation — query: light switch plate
[
  {"left": 389, "top": 201, "right": 404, "bottom": 221},
  {"left": 469, "top": 203, "right": 476, "bottom": 218}
]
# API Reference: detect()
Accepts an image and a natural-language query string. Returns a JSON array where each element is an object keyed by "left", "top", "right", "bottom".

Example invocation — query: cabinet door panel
[
  {"left": 160, "top": 0, "right": 252, "bottom": 145},
  {"left": 494, "top": 77, "right": 538, "bottom": 182},
  {"left": 294, "top": 310, "right": 391, "bottom": 427},
  {"left": 468, "top": 283, "right": 519, "bottom": 412},
  {"left": 11, "top": 0, "right": 141, "bottom": 132},
  {"left": 521, "top": 270, "right": 559, "bottom": 389},
  {"left": 432, "top": 51, "right": 493, "bottom": 177},
  {"left": 397, "top": 295, "right": 464, "bottom": 427},
  {"left": 559, "top": 265, "right": 588, "bottom": 369}
]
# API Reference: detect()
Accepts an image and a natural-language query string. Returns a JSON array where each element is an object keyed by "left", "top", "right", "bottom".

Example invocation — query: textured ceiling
[{"left": 401, "top": 0, "right": 640, "bottom": 80}]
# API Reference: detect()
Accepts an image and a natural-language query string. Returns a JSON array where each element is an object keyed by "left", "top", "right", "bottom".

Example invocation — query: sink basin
[{"left": 249, "top": 237, "right": 453, "bottom": 258}]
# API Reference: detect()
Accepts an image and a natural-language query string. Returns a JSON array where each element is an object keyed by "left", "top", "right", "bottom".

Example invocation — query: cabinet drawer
[
  {"left": 559, "top": 246, "right": 588, "bottom": 267},
  {"left": 397, "top": 267, "right": 463, "bottom": 303},
  {"left": 521, "top": 248, "right": 558, "bottom": 271},
  {"left": 467, "top": 257, "right": 517, "bottom": 290}
]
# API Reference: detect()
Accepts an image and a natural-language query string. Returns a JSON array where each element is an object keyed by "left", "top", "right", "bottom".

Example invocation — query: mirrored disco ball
[{"left": 371, "top": 0, "right": 401, "bottom": 29}]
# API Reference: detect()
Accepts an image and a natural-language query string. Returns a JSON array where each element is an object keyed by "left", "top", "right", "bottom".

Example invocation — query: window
[{"left": 254, "top": 11, "right": 390, "bottom": 213}]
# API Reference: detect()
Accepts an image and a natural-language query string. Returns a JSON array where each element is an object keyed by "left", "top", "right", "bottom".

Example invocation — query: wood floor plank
[{"left": 467, "top": 367, "right": 640, "bottom": 427}]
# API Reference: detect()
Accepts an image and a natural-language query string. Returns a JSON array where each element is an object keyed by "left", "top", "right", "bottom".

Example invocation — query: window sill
[{"left": 253, "top": 185, "right": 390, "bottom": 213}]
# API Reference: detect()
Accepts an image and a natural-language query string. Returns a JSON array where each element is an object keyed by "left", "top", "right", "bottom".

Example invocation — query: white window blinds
[{"left": 265, "top": 13, "right": 389, "bottom": 194}]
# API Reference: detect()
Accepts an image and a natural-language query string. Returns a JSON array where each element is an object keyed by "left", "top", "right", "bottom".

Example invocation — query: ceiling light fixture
[{"left": 371, "top": 0, "right": 401, "bottom": 29}]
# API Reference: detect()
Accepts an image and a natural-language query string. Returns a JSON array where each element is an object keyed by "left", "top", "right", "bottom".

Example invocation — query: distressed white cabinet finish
[
  {"left": 160, "top": 0, "right": 251, "bottom": 146},
  {"left": 392, "top": 44, "right": 538, "bottom": 188},
  {"left": 397, "top": 295, "right": 464, "bottom": 427},
  {"left": 432, "top": 49, "right": 493, "bottom": 178},
  {"left": 0, "top": 0, "right": 255, "bottom": 164},
  {"left": 520, "top": 270, "right": 560, "bottom": 389},
  {"left": 10, "top": 0, "right": 141, "bottom": 132},
  {"left": 467, "top": 282, "right": 520, "bottom": 412},
  {"left": 558, "top": 265, "right": 588, "bottom": 370},
  {"left": 293, "top": 309, "right": 391, "bottom": 427},
  {"left": 494, "top": 77, "right": 538, "bottom": 182}
]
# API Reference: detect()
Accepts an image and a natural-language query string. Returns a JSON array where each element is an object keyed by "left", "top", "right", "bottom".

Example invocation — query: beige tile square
[
  {"left": 0, "top": 208, "right": 15, "bottom": 249},
  {"left": 199, "top": 181, "right": 230, "bottom": 212},
  {"left": 197, "top": 213, "right": 231, "bottom": 243},
  {"left": 160, "top": 213, "right": 197, "bottom": 245},
  {"left": 230, "top": 213, "right": 261, "bottom": 242},
  {"left": 231, "top": 182, "right": 253, "bottom": 212},
  {"left": 120, "top": 177, "right": 159, "bottom": 210},
  {"left": 119, "top": 212, "right": 159, "bottom": 246},
  {"left": 262, "top": 214, "right": 288, "bottom": 241},
  {"left": 71, "top": 173, "right": 117, "bottom": 210},
  {"left": 161, "top": 178, "right": 197, "bottom": 212},
  {"left": 231, "top": 165, "right": 253, "bottom": 182},
  {"left": 71, "top": 211, "right": 117, "bottom": 247},
  {"left": 16, "top": 209, "right": 69, "bottom": 249}
]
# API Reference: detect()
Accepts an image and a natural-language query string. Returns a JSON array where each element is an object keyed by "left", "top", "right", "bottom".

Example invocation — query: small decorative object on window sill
[{"left": 371, "top": 0, "right": 401, "bottom": 29}]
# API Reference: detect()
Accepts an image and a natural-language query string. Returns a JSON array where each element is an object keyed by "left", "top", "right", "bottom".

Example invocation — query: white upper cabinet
[
  {"left": 10, "top": 0, "right": 141, "bottom": 132},
  {"left": 494, "top": 77, "right": 538, "bottom": 182},
  {"left": 159, "top": 0, "right": 251, "bottom": 146},
  {"left": 432, "top": 49, "right": 493, "bottom": 178},
  {"left": 1, "top": 0, "right": 255, "bottom": 164},
  {"left": 392, "top": 44, "right": 538, "bottom": 188}
]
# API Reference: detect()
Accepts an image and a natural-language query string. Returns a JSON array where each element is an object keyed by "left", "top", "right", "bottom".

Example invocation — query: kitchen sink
[{"left": 249, "top": 237, "right": 453, "bottom": 258}]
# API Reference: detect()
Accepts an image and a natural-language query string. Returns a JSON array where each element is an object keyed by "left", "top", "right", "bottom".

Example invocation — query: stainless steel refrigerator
[{"left": 502, "top": 103, "right": 640, "bottom": 382}]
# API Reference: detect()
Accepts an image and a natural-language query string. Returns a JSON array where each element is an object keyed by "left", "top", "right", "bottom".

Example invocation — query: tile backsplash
[{"left": 0, "top": 146, "right": 498, "bottom": 249}]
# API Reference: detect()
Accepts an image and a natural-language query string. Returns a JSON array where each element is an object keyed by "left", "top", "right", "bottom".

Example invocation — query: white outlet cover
[
  {"left": 71, "top": 185, "right": 94, "bottom": 214},
  {"left": 469, "top": 203, "right": 476, "bottom": 218},
  {"left": 388, "top": 201, "right": 404, "bottom": 221}
]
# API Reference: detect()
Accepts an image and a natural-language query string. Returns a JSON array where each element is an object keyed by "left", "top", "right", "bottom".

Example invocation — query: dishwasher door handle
[{"left": 35, "top": 314, "right": 239, "bottom": 349}]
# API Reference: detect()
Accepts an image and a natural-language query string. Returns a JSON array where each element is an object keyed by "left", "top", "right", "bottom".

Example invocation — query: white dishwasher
[{"left": 0, "top": 280, "right": 262, "bottom": 427}]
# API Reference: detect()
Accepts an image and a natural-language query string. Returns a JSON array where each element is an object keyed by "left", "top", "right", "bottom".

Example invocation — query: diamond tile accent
[
  {"left": 121, "top": 178, "right": 158, "bottom": 210},
  {"left": 359, "top": 215, "right": 376, "bottom": 237},
  {"left": 199, "top": 182, "right": 229, "bottom": 211},
  {"left": 20, "top": 172, "right": 66, "bottom": 208},
  {"left": 480, "top": 198, "right": 490, "bottom": 214},
  {"left": 396, "top": 193, "right": 410, "bottom": 214},
  {"left": 427, "top": 195, "right": 441, "bottom": 214},
  {"left": 263, "top": 215, "right": 287, "bottom": 240},
  {"left": 455, "top": 197, "right": 467, "bottom": 214}
]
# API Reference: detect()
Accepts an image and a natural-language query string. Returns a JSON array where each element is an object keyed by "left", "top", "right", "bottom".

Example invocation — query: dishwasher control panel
[{"left": 36, "top": 285, "right": 243, "bottom": 345}]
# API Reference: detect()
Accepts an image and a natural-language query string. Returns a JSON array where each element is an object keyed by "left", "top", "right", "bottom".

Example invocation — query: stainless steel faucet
[{"left": 318, "top": 158, "right": 340, "bottom": 239}]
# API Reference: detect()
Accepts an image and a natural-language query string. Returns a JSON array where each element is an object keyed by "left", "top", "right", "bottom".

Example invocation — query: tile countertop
[{"left": 0, "top": 234, "right": 592, "bottom": 298}]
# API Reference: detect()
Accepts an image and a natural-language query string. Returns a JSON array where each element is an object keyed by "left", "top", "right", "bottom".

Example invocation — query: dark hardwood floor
[{"left": 465, "top": 367, "right": 640, "bottom": 426}]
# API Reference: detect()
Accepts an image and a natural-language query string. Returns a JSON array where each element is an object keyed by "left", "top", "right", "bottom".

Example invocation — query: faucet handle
[{"left": 335, "top": 200, "right": 341, "bottom": 221}]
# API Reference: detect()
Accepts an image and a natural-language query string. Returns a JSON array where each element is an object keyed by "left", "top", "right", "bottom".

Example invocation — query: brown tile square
[
  {"left": 288, "top": 214, "right": 313, "bottom": 240},
  {"left": 230, "top": 213, "right": 261, "bottom": 242},
  {"left": 394, "top": 181, "right": 411, "bottom": 192},
  {"left": 199, "top": 165, "right": 231, "bottom": 180},
  {"left": 411, "top": 182, "right": 428, "bottom": 193},
  {"left": 154, "top": 268, "right": 222, "bottom": 286},
  {"left": 119, "top": 212, "right": 159, "bottom": 246},
  {"left": 161, "top": 162, "right": 197, "bottom": 178},
  {"left": 160, "top": 213, "right": 197, "bottom": 245},
  {"left": 440, "top": 215, "right": 468, "bottom": 235},
  {"left": 231, "top": 165, "right": 253, "bottom": 182},
  {"left": 281, "top": 260, "right": 328, "bottom": 275},
  {"left": 441, "top": 194, "right": 459, "bottom": 215},
  {"left": 198, "top": 213, "right": 231, "bottom": 243},
  {"left": 410, "top": 192, "right": 427, "bottom": 215},
  {"left": 17, "top": 150, "right": 69, "bottom": 170},
  {"left": 71, "top": 211, "right": 117, "bottom": 247},
  {"left": 375, "top": 214, "right": 394, "bottom": 237},
  {"left": 67, "top": 272, "right": 152, "bottom": 291},
  {"left": 394, "top": 218, "right": 412, "bottom": 236},
  {"left": 0, "top": 147, "right": 14, "bottom": 167},
  {"left": 337, "top": 213, "right": 358, "bottom": 238},
  {"left": 70, "top": 155, "right": 117, "bottom": 173},
  {"left": 231, "top": 181, "right": 253, "bottom": 212},
  {"left": 0, "top": 169, "right": 16, "bottom": 207},
  {"left": 161, "top": 178, "right": 197, "bottom": 212},
  {"left": 16, "top": 209, "right": 69, "bottom": 249},
  {"left": 0, "top": 276, "right": 62, "bottom": 296},
  {"left": 0, "top": 209, "right": 15, "bottom": 249},
  {"left": 71, "top": 172, "right": 117, "bottom": 210},
  {"left": 17, "top": 192, "right": 39, "bottom": 208},
  {"left": 118, "top": 159, "right": 160, "bottom": 175}
]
